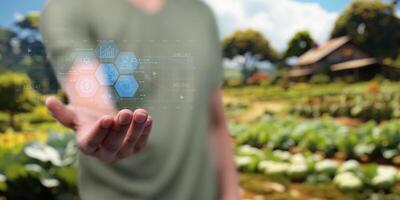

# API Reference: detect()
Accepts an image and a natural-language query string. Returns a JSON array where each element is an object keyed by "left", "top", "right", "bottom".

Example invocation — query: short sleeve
[
  {"left": 203, "top": 6, "right": 223, "bottom": 89},
  {"left": 40, "top": 0, "right": 95, "bottom": 85}
]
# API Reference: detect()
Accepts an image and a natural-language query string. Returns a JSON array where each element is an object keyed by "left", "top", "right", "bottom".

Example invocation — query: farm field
[
  {"left": 1, "top": 80, "right": 400, "bottom": 199},
  {"left": 224, "top": 80, "right": 400, "bottom": 199}
]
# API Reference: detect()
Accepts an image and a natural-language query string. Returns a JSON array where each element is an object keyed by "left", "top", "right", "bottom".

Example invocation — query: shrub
[
  {"left": 310, "top": 74, "right": 331, "bottom": 84},
  {"left": 29, "top": 106, "right": 54, "bottom": 124}
]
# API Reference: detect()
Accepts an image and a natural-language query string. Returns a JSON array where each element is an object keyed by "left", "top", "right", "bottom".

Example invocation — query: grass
[
  {"left": 240, "top": 173, "right": 400, "bottom": 200},
  {"left": 223, "top": 81, "right": 400, "bottom": 102},
  {"left": 240, "top": 173, "right": 352, "bottom": 200}
]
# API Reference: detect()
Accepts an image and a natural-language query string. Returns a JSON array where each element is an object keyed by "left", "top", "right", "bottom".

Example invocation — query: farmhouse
[{"left": 288, "top": 36, "right": 386, "bottom": 82}]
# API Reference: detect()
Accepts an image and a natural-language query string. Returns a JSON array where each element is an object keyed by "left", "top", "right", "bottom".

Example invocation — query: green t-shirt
[{"left": 40, "top": 0, "right": 223, "bottom": 199}]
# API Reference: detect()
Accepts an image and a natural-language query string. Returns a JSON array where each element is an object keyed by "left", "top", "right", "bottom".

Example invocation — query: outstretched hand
[{"left": 45, "top": 97, "right": 152, "bottom": 162}]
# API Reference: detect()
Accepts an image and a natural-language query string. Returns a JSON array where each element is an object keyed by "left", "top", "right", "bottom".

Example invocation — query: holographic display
[
  {"left": 115, "top": 52, "right": 138, "bottom": 74},
  {"left": 95, "top": 41, "right": 119, "bottom": 61},
  {"left": 95, "top": 63, "right": 119, "bottom": 86},
  {"left": 60, "top": 39, "right": 198, "bottom": 109},
  {"left": 115, "top": 75, "right": 139, "bottom": 98},
  {"left": 75, "top": 75, "right": 98, "bottom": 97},
  {"left": 74, "top": 51, "right": 97, "bottom": 69}
]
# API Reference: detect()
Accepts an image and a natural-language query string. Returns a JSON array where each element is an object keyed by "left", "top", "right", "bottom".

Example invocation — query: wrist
[{"left": 221, "top": 186, "right": 240, "bottom": 200}]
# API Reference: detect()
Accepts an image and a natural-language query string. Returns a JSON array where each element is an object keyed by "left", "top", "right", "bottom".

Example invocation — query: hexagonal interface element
[
  {"left": 95, "top": 63, "right": 119, "bottom": 86},
  {"left": 115, "top": 52, "right": 138, "bottom": 73},
  {"left": 74, "top": 51, "right": 97, "bottom": 69},
  {"left": 100, "top": 92, "right": 114, "bottom": 104},
  {"left": 94, "top": 89, "right": 116, "bottom": 107},
  {"left": 75, "top": 75, "right": 98, "bottom": 97},
  {"left": 114, "top": 75, "right": 138, "bottom": 98},
  {"left": 96, "top": 41, "right": 119, "bottom": 61}
]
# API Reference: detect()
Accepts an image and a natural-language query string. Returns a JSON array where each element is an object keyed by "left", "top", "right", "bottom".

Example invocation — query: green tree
[
  {"left": 17, "top": 12, "right": 59, "bottom": 93},
  {"left": 15, "top": 11, "right": 40, "bottom": 29},
  {"left": 0, "top": 72, "right": 36, "bottom": 129},
  {"left": 284, "top": 30, "right": 315, "bottom": 58},
  {"left": 0, "top": 12, "right": 60, "bottom": 94},
  {"left": 0, "top": 28, "right": 17, "bottom": 70},
  {"left": 222, "top": 29, "right": 278, "bottom": 61},
  {"left": 331, "top": 0, "right": 400, "bottom": 58},
  {"left": 222, "top": 29, "right": 278, "bottom": 83}
]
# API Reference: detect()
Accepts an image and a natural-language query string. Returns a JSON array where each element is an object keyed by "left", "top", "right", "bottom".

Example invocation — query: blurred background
[{"left": 0, "top": 0, "right": 400, "bottom": 199}]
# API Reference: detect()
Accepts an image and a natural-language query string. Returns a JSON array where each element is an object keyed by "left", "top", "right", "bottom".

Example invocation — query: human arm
[
  {"left": 210, "top": 89, "right": 240, "bottom": 200},
  {"left": 40, "top": 0, "right": 153, "bottom": 162}
]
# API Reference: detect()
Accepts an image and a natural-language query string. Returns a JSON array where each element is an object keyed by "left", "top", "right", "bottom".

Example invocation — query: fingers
[
  {"left": 133, "top": 116, "right": 152, "bottom": 153},
  {"left": 125, "top": 109, "right": 148, "bottom": 145},
  {"left": 98, "top": 109, "right": 133, "bottom": 161},
  {"left": 75, "top": 108, "right": 153, "bottom": 162},
  {"left": 76, "top": 115, "right": 114, "bottom": 155},
  {"left": 117, "top": 110, "right": 150, "bottom": 159},
  {"left": 45, "top": 97, "right": 76, "bottom": 129}
]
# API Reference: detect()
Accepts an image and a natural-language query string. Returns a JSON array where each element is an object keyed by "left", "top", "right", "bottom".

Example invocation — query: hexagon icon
[
  {"left": 114, "top": 75, "right": 138, "bottom": 98},
  {"left": 96, "top": 41, "right": 119, "bottom": 61},
  {"left": 115, "top": 52, "right": 138, "bottom": 73},
  {"left": 75, "top": 75, "right": 98, "bottom": 97},
  {"left": 95, "top": 63, "right": 119, "bottom": 86},
  {"left": 94, "top": 90, "right": 116, "bottom": 107},
  {"left": 101, "top": 92, "right": 114, "bottom": 104},
  {"left": 74, "top": 51, "right": 97, "bottom": 69}
]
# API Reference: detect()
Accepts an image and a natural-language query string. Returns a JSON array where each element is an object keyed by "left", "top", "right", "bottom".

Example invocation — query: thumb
[{"left": 45, "top": 96, "right": 76, "bottom": 129}]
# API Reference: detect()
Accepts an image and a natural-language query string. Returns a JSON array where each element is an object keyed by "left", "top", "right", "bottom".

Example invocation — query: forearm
[
  {"left": 209, "top": 89, "right": 239, "bottom": 199},
  {"left": 211, "top": 126, "right": 240, "bottom": 200}
]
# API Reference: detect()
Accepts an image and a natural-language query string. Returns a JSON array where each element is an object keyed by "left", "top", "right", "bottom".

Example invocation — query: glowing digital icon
[
  {"left": 75, "top": 75, "right": 98, "bottom": 97},
  {"left": 95, "top": 63, "right": 119, "bottom": 86},
  {"left": 114, "top": 75, "right": 138, "bottom": 98},
  {"left": 101, "top": 92, "right": 113, "bottom": 104},
  {"left": 74, "top": 51, "right": 97, "bottom": 68},
  {"left": 115, "top": 52, "right": 138, "bottom": 73},
  {"left": 96, "top": 41, "right": 119, "bottom": 61}
]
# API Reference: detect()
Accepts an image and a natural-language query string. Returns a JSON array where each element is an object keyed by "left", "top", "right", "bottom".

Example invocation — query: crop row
[
  {"left": 232, "top": 116, "right": 400, "bottom": 161},
  {"left": 290, "top": 91, "right": 400, "bottom": 121},
  {"left": 236, "top": 145, "right": 400, "bottom": 192}
]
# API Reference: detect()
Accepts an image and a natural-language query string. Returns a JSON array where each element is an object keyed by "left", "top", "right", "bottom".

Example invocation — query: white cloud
[
  {"left": 203, "top": 0, "right": 339, "bottom": 52},
  {"left": 13, "top": 12, "right": 24, "bottom": 22}
]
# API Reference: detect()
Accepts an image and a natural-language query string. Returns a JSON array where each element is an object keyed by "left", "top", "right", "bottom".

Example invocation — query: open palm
[
  {"left": 46, "top": 97, "right": 152, "bottom": 162},
  {"left": 46, "top": 62, "right": 152, "bottom": 162}
]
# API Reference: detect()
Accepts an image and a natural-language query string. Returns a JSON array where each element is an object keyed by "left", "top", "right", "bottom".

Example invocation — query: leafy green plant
[
  {"left": 290, "top": 90, "right": 400, "bottom": 121},
  {"left": 233, "top": 116, "right": 400, "bottom": 161},
  {"left": 235, "top": 147, "right": 400, "bottom": 193},
  {"left": 0, "top": 132, "right": 77, "bottom": 199}
]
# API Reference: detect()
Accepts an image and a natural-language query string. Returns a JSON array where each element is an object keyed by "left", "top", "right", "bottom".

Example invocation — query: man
[{"left": 40, "top": 0, "right": 239, "bottom": 199}]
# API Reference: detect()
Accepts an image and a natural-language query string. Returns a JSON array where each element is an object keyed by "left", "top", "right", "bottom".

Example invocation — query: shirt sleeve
[
  {"left": 204, "top": 6, "right": 223, "bottom": 89},
  {"left": 40, "top": 0, "right": 95, "bottom": 85}
]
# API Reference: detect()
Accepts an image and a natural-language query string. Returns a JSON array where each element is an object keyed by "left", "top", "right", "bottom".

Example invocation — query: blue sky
[
  {"left": 0, "top": 0, "right": 352, "bottom": 28},
  {"left": 1, "top": 0, "right": 399, "bottom": 51},
  {"left": 1, "top": 0, "right": 398, "bottom": 27},
  {"left": 0, "top": 0, "right": 46, "bottom": 28},
  {"left": 296, "top": 0, "right": 351, "bottom": 12}
]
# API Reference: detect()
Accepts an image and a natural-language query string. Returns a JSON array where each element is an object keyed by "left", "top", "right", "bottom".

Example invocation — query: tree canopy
[
  {"left": 331, "top": 0, "right": 400, "bottom": 58},
  {"left": 221, "top": 29, "right": 278, "bottom": 62},
  {"left": 16, "top": 11, "right": 40, "bottom": 30},
  {"left": 0, "top": 28, "right": 17, "bottom": 69},
  {"left": 284, "top": 30, "right": 315, "bottom": 58},
  {"left": 0, "top": 12, "right": 59, "bottom": 93},
  {"left": 0, "top": 72, "right": 36, "bottom": 128}
]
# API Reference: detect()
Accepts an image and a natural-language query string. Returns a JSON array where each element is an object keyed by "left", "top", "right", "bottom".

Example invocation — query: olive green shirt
[{"left": 40, "top": 0, "right": 222, "bottom": 199}]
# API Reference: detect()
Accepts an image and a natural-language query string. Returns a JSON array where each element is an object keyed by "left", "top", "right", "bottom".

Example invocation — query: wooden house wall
[{"left": 324, "top": 43, "right": 370, "bottom": 65}]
